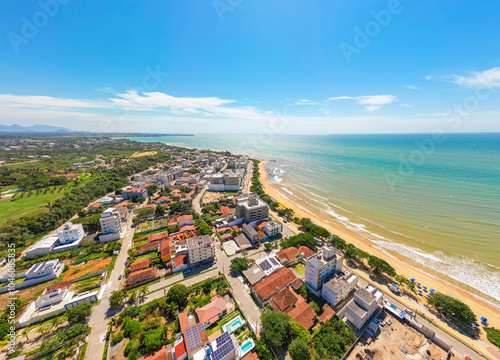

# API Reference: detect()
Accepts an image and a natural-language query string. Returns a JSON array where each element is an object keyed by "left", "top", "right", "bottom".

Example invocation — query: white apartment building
[
  {"left": 26, "top": 259, "right": 64, "bottom": 280},
  {"left": 322, "top": 272, "right": 358, "bottom": 307},
  {"left": 187, "top": 235, "right": 215, "bottom": 265},
  {"left": 208, "top": 171, "right": 242, "bottom": 192},
  {"left": 263, "top": 221, "right": 283, "bottom": 237},
  {"left": 57, "top": 222, "right": 86, "bottom": 245},
  {"left": 99, "top": 207, "right": 125, "bottom": 242},
  {"left": 235, "top": 193, "right": 269, "bottom": 223},
  {"left": 25, "top": 235, "right": 59, "bottom": 259},
  {"left": 345, "top": 285, "right": 384, "bottom": 329},
  {"left": 305, "top": 244, "right": 344, "bottom": 292}
]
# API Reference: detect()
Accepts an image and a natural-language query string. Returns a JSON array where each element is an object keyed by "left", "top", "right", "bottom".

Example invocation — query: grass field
[
  {"left": 293, "top": 263, "right": 306, "bottom": 276},
  {"left": 485, "top": 327, "right": 500, "bottom": 348},
  {"left": 0, "top": 174, "right": 92, "bottom": 227}
]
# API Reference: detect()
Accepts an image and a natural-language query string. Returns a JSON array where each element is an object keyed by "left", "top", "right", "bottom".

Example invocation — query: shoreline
[{"left": 258, "top": 160, "right": 500, "bottom": 343}]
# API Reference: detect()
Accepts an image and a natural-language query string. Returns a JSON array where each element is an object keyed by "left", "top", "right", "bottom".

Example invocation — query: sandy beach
[{"left": 258, "top": 160, "right": 500, "bottom": 352}]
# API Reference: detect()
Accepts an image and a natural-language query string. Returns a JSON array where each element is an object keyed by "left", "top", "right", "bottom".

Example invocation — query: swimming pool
[
  {"left": 223, "top": 315, "right": 245, "bottom": 333},
  {"left": 239, "top": 338, "right": 255, "bottom": 357},
  {"left": 390, "top": 304, "right": 398, "bottom": 311}
]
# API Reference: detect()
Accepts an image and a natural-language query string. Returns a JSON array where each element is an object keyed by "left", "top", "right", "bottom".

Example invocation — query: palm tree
[
  {"left": 21, "top": 328, "right": 30, "bottom": 341},
  {"left": 138, "top": 287, "right": 148, "bottom": 303},
  {"left": 49, "top": 317, "right": 62, "bottom": 331}
]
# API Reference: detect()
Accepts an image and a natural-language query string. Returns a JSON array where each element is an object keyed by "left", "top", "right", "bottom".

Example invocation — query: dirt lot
[
  {"left": 202, "top": 191, "right": 224, "bottom": 203},
  {"left": 130, "top": 151, "right": 157, "bottom": 158},
  {"left": 347, "top": 313, "right": 448, "bottom": 360},
  {"left": 62, "top": 258, "right": 111, "bottom": 282}
]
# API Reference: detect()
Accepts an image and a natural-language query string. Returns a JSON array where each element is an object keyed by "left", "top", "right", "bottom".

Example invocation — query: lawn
[
  {"left": 485, "top": 327, "right": 500, "bottom": 348},
  {"left": 131, "top": 252, "right": 158, "bottom": 263},
  {"left": 0, "top": 175, "right": 93, "bottom": 227},
  {"left": 293, "top": 263, "right": 306, "bottom": 276}
]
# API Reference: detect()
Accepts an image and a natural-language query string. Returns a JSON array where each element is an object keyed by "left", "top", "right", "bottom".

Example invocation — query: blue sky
[{"left": 1, "top": 0, "right": 500, "bottom": 134}]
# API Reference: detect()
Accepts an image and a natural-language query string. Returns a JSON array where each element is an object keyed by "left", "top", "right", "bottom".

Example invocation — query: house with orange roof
[
  {"left": 269, "top": 286, "right": 316, "bottom": 330},
  {"left": 155, "top": 196, "right": 172, "bottom": 204},
  {"left": 149, "top": 231, "right": 169, "bottom": 242},
  {"left": 142, "top": 204, "right": 156, "bottom": 210},
  {"left": 138, "top": 344, "right": 172, "bottom": 360},
  {"left": 276, "top": 247, "right": 300, "bottom": 267},
  {"left": 251, "top": 267, "right": 298, "bottom": 306},
  {"left": 298, "top": 246, "right": 316, "bottom": 259},
  {"left": 88, "top": 202, "right": 103, "bottom": 211},
  {"left": 160, "top": 240, "right": 172, "bottom": 263},
  {"left": 136, "top": 241, "right": 159, "bottom": 255},
  {"left": 130, "top": 258, "right": 151, "bottom": 272},
  {"left": 172, "top": 254, "right": 188, "bottom": 273},
  {"left": 195, "top": 295, "right": 228, "bottom": 327},
  {"left": 127, "top": 267, "right": 158, "bottom": 286},
  {"left": 318, "top": 304, "right": 335, "bottom": 324}
]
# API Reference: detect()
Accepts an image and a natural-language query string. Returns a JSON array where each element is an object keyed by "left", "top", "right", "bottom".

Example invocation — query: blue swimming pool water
[{"left": 241, "top": 340, "right": 253, "bottom": 352}]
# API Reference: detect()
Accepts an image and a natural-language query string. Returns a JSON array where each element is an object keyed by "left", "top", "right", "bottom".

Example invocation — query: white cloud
[
  {"left": 0, "top": 94, "right": 109, "bottom": 109},
  {"left": 405, "top": 85, "right": 420, "bottom": 90},
  {"left": 401, "top": 104, "right": 414, "bottom": 108},
  {"left": 295, "top": 99, "right": 316, "bottom": 105},
  {"left": 452, "top": 67, "right": 500, "bottom": 88},
  {"left": 327, "top": 95, "right": 398, "bottom": 111}
]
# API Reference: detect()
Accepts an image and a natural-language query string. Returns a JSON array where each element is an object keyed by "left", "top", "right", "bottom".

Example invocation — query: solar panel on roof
[{"left": 269, "top": 257, "right": 278, "bottom": 266}]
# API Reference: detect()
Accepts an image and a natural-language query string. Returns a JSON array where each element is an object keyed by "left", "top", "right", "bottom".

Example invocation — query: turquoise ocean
[{"left": 126, "top": 134, "right": 500, "bottom": 306}]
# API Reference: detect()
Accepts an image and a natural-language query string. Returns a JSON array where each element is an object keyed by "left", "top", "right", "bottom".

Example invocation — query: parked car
[
  {"left": 118, "top": 275, "right": 122, "bottom": 280},
  {"left": 184, "top": 269, "right": 191, "bottom": 274}
]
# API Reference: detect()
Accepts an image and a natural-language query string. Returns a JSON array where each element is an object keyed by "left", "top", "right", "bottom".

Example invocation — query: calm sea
[{"left": 126, "top": 134, "right": 500, "bottom": 304}]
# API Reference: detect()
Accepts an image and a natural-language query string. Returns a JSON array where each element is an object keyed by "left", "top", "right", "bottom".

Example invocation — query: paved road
[
  {"left": 193, "top": 184, "right": 207, "bottom": 215},
  {"left": 85, "top": 216, "right": 135, "bottom": 360}
]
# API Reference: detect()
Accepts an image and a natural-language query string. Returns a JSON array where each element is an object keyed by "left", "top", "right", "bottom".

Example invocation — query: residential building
[
  {"left": 263, "top": 221, "right": 283, "bottom": 237},
  {"left": 195, "top": 295, "right": 228, "bottom": 327},
  {"left": 251, "top": 267, "right": 298, "bottom": 306},
  {"left": 138, "top": 344, "right": 173, "bottom": 360},
  {"left": 276, "top": 247, "right": 300, "bottom": 267},
  {"left": 255, "top": 255, "right": 283, "bottom": 276},
  {"left": 187, "top": 235, "right": 215, "bottom": 265},
  {"left": 122, "top": 187, "right": 148, "bottom": 200},
  {"left": 235, "top": 194, "right": 269, "bottom": 223},
  {"left": 322, "top": 272, "right": 358, "bottom": 307},
  {"left": 0, "top": 259, "right": 64, "bottom": 294},
  {"left": 192, "top": 332, "right": 235, "bottom": 360},
  {"left": 298, "top": 246, "right": 315, "bottom": 259},
  {"left": 25, "top": 235, "right": 59, "bottom": 259},
  {"left": 345, "top": 285, "right": 384, "bottom": 329},
  {"left": 305, "top": 244, "right": 344, "bottom": 292},
  {"left": 242, "top": 223, "right": 259, "bottom": 243},
  {"left": 178, "top": 312, "right": 209, "bottom": 360},
  {"left": 57, "top": 222, "right": 85, "bottom": 245},
  {"left": 130, "top": 259, "right": 151, "bottom": 273},
  {"left": 99, "top": 207, "right": 125, "bottom": 242},
  {"left": 207, "top": 171, "right": 242, "bottom": 192},
  {"left": 268, "top": 286, "right": 316, "bottom": 330},
  {"left": 127, "top": 267, "right": 158, "bottom": 287}
]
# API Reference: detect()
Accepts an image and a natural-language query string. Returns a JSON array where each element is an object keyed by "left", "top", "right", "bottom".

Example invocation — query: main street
[{"left": 85, "top": 215, "right": 135, "bottom": 360}]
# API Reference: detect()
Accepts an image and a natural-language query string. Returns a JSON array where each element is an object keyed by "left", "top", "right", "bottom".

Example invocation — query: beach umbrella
[
  {"left": 474, "top": 323, "right": 480, "bottom": 327},
  {"left": 423, "top": 286, "right": 427, "bottom": 291},
  {"left": 481, "top": 317, "right": 488, "bottom": 323},
  {"left": 410, "top": 278, "right": 415, "bottom": 282},
  {"left": 430, "top": 289, "right": 435, "bottom": 293},
  {"left": 426, "top": 295, "right": 430, "bottom": 298},
  {"left": 416, "top": 282, "right": 421, "bottom": 286},
  {"left": 418, "top": 290, "right": 423, "bottom": 294}
]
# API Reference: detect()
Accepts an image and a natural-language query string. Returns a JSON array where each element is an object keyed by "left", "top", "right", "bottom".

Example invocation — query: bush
[
  {"left": 66, "top": 303, "right": 92, "bottom": 324},
  {"left": 111, "top": 331, "right": 124, "bottom": 345},
  {"left": 289, "top": 338, "right": 310, "bottom": 360},
  {"left": 167, "top": 284, "right": 188, "bottom": 306},
  {"left": 124, "top": 339, "right": 138, "bottom": 357},
  {"left": 124, "top": 319, "right": 142, "bottom": 338}
]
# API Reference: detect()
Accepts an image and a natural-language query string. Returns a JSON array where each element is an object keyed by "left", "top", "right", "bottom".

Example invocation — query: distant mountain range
[{"left": 0, "top": 124, "right": 75, "bottom": 133}]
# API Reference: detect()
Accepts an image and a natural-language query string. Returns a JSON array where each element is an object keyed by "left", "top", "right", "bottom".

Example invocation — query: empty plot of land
[
  {"left": 62, "top": 258, "right": 111, "bottom": 282},
  {"left": 130, "top": 151, "right": 157, "bottom": 158}
]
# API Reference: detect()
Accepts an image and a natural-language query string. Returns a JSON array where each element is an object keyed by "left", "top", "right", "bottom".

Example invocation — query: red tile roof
[
  {"left": 128, "top": 267, "right": 157, "bottom": 285},
  {"left": 174, "top": 341, "right": 186, "bottom": 359},
  {"left": 285, "top": 300, "right": 316, "bottom": 330},
  {"left": 142, "top": 204, "right": 156, "bottom": 209},
  {"left": 130, "top": 258, "right": 151, "bottom": 272},
  {"left": 136, "top": 241, "right": 159, "bottom": 253},
  {"left": 253, "top": 267, "right": 298, "bottom": 303},
  {"left": 195, "top": 295, "right": 227, "bottom": 325},
  {"left": 298, "top": 246, "right": 315, "bottom": 259},
  {"left": 160, "top": 240, "right": 172, "bottom": 261},
  {"left": 243, "top": 352, "right": 260, "bottom": 360},
  {"left": 180, "top": 224, "right": 196, "bottom": 233},
  {"left": 89, "top": 202, "right": 102, "bottom": 208},
  {"left": 178, "top": 311, "right": 190, "bottom": 332},
  {"left": 138, "top": 344, "right": 172, "bottom": 360},
  {"left": 177, "top": 215, "right": 193, "bottom": 222},
  {"left": 149, "top": 231, "right": 169, "bottom": 242},
  {"left": 173, "top": 255, "right": 187, "bottom": 269},
  {"left": 269, "top": 287, "right": 301, "bottom": 312},
  {"left": 276, "top": 247, "right": 299, "bottom": 263},
  {"left": 219, "top": 206, "right": 234, "bottom": 216},
  {"left": 319, "top": 304, "right": 336, "bottom": 324}
]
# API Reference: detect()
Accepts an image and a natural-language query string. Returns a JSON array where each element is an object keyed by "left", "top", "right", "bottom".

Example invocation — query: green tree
[
  {"left": 330, "top": 236, "right": 346, "bottom": 251},
  {"left": 66, "top": 303, "right": 92, "bottom": 324},
  {"left": 155, "top": 205, "right": 165, "bottom": 216},
  {"left": 110, "top": 290, "right": 126, "bottom": 308},
  {"left": 289, "top": 338, "right": 310, "bottom": 360},
  {"left": 167, "top": 284, "right": 188, "bottom": 306},
  {"left": 368, "top": 256, "right": 396, "bottom": 277},
  {"left": 229, "top": 257, "right": 251, "bottom": 274},
  {"left": 261, "top": 311, "right": 291, "bottom": 348},
  {"left": 264, "top": 243, "right": 273, "bottom": 251},
  {"left": 427, "top": 293, "right": 476, "bottom": 326}
]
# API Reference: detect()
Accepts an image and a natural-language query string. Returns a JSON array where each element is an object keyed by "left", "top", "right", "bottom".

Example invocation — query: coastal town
[{"left": 0, "top": 136, "right": 498, "bottom": 360}]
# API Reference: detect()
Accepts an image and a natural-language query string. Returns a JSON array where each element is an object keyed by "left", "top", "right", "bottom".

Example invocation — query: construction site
[{"left": 346, "top": 312, "right": 463, "bottom": 360}]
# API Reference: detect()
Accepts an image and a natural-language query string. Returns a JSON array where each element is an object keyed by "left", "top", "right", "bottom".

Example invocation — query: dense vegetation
[
  {"left": 485, "top": 327, "right": 500, "bottom": 348},
  {"left": 0, "top": 140, "right": 169, "bottom": 253},
  {"left": 229, "top": 257, "right": 253, "bottom": 273},
  {"left": 427, "top": 293, "right": 476, "bottom": 326},
  {"left": 260, "top": 311, "right": 356, "bottom": 360},
  {"left": 280, "top": 232, "right": 317, "bottom": 251}
]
